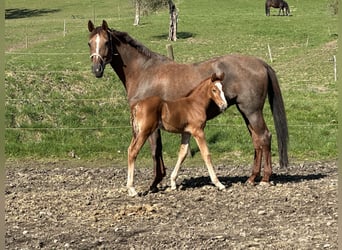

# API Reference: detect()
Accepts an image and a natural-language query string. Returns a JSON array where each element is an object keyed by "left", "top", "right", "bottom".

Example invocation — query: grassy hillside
[{"left": 5, "top": 0, "right": 338, "bottom": 166}]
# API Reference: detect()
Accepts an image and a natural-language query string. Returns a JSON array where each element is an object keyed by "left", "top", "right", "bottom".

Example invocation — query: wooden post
[
  {"left": 25, "top": 25, "right": 28, "bottom": 48},
  {"left": 168, "top": 0, "right": 178, "bottom": 41},
  {"left": 63, "top": 19, "right": 66, "bottom": 37},
  {"left": 166, "top": 44, "right": 174, "bottom": 60},
  {"left": 267, "top": 44, "right": 273, "bottom": 63},
  {"left": 133, "top": 0, "right": 141, "bottom": 26},
  {"left": 333, "top": 55, "right": 337, "bottom": 81}
]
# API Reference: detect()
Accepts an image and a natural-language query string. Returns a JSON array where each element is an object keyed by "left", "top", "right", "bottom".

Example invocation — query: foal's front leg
[
  {"left": 170, "top": 133, "right": 191, "bottom": 190},
  {"left": 192, "top": 130, "right": 225, "bottom": 190}
]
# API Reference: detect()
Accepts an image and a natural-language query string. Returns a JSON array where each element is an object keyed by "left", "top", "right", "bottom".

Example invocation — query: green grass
[{"left": 5, "top": 0, "right": 338, "bottom": 166}]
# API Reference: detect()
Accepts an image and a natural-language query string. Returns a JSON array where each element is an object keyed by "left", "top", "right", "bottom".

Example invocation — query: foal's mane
[
  {"left": 111, "top": 29, "right": 170, "bottom": 61},
  {"left": 185, "top": 77, "right": 211, "bottom": 97}
]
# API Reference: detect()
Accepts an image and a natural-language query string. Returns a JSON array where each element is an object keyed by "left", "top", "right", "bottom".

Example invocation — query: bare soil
[{"left": 5, "top": 160, "right": 337, "bottom": 249}]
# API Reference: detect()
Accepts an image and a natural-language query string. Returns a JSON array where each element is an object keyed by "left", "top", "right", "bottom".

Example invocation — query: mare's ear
[
  {"left": 88, "top": 20, "right": 95, "bottom": 32},
  {"left": 102, "top": 20, "right": 109, "bottom": 31}
]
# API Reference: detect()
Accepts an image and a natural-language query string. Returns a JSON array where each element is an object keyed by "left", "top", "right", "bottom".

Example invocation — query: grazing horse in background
[
  {"left": 87, "top": 20, "right": 289, "bottom": 192},
  {"left": 265, "top": 0, "right": 291, "bottom": 16},
  {"left": 127, "top": 73, "right": 227, "bottom": 196}
]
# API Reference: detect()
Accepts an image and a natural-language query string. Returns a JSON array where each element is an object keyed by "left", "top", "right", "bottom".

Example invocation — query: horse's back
[{"left": 131, "top": 54, "right": 270, "bottom": 120}]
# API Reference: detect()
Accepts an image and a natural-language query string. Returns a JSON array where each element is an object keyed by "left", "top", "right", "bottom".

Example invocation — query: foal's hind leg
[
  {"left": 244, "top": 112, "right": 272, "bottom": 185},
  {"left": 170, "top": 133, "right": 191, "bottom": 190}
]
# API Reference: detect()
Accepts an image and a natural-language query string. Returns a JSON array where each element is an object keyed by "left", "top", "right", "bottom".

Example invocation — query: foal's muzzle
[{"left": 220, "top": 103, "right": 228, "bottom": 112}]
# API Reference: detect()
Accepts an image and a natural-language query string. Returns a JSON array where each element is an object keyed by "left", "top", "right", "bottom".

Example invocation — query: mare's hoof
[{"left": 149, "top": 186, "right": 159, "bottom": 193}]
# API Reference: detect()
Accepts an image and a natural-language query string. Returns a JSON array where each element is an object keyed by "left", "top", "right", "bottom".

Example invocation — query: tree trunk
[
  {"left": 133, "top": 0, "right": 141, "bottom": 26},
  {"left": 168, "top": 0, "right": 177, "bottom": 41}
]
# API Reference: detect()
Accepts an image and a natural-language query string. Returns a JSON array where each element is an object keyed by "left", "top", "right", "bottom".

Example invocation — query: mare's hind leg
[
  {"left": 192, "top": 129, "right": 225, "bottom": 190},
  {"left": 170, "top": 133, "right": 191, "bottom": 190},
  {"left": 243, "top": 112, "right": 272, "bottom": 184},
  {"left": 148, "top": 129, "right": 166, "bottom": 192}
]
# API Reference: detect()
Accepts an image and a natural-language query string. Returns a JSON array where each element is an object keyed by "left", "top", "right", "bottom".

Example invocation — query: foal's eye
[{"left": 88, "top": 42, "right": 91, "bottom": 47}]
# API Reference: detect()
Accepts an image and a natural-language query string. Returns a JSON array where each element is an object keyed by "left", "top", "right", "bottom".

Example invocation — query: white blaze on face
[
  {"left": 95, "top": 34, "right": 100, "bottom": 55},
  {"left": 214, "top": 81, "right": 227, "bottom": 107}
]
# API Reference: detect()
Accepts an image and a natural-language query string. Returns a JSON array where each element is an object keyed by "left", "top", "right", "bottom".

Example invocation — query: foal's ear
[
  {"left": 217, "top": 72, "right": 225, "bottom": 81},
  {"left": 211, "top": 72, "right": 225, "bottom": 82},
  {"left": 102, "top": 20, "right": 109, "bottom": 31},
  {"left": 88, "top": 20, "right": 95, "bottom": 32}
]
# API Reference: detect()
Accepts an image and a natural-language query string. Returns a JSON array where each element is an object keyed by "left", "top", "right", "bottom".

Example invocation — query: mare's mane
[{"left": 111, "top": 29, "right": 170, "bottom": 61}]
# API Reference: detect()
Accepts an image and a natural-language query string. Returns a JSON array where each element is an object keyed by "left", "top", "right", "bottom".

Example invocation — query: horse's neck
[
  {"left": 109, "top": 42, "right": 149, "bottom": 88},
  {"left": 109, "top": 33, "right": 169, "bottom": 92},
  {"left": 186, "top": 82, "right": 211, "bottom": 109}
]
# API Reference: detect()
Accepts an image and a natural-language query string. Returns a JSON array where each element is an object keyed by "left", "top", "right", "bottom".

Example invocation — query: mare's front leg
[
  {"left": 127, "top": 134, "right": 149, "bottom": 196},
  {"left": 170, "top": 133, "right": 191, "bottom": 190},
  {"left": 148, "top": 129, "right": 166, "bottom": 192},
  {"left": 192, "top": 129, "right": 225, "bottom": 190}
]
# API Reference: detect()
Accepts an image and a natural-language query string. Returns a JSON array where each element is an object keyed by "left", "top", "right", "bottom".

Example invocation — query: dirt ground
[{"left": 5, "top": 159, "right": 337, "bottom": 249}]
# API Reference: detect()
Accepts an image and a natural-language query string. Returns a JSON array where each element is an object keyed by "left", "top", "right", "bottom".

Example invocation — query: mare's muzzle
[
  {"left": 90, "top": 53, "right": 106, "bottom": 78},
  {"left": 92, "top": 63, "right": 104, "bottom": 78}
]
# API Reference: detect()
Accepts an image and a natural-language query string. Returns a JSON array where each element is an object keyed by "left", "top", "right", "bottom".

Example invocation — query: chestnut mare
[
  {"left": 127, "top": 73, "right": 227, "bottom": 196},
  {"left": 265, "top": 0, "right": 291, "bottom": 16},
  {"left": 88, "top": 20, "right": 288, "bottom": 191}
]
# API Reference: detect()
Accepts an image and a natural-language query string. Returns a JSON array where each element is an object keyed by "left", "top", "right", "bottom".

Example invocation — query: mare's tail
[{"left": 266, "top": 64, "right": 289, "bottom": 167}]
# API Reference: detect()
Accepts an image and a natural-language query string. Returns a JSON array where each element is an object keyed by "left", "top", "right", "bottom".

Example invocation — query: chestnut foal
[{"left": 127, "top": 73, "right": 227, "bottom": 196}]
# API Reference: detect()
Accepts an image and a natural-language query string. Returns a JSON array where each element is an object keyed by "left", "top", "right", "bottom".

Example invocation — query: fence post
[
  {"left": 333, "top": 55, "right": 337, "bottom": 81},
  {"left": 166, "top": 44, "right": 174, "bottom": 60},
  {"left": 267, "top": 44, "right": 273, "bottom": 63}
]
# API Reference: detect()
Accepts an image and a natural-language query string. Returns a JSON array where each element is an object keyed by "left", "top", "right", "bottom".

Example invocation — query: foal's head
[
  {"left": 208, "top": 73, "right": 227, "bottom": 112},
  {"left": 88, "top": 20, "right": 113, "bottom": 78}
]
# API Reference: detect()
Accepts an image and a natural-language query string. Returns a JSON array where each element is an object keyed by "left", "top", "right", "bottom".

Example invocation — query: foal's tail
[{"left": 266, "top": 64, "right": 289, "bottom": 168}]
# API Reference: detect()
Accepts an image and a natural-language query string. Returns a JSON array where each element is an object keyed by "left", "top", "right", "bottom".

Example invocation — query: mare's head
[
  {"left": 208, "top": 73, "right": 227, "bottom": 112},
  {"left": 88, "top": 20, "right": 113, "bottom": 78}
]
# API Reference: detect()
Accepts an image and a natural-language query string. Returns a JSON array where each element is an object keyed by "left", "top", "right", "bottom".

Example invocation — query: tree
[
  {"left": 133, "top": 0, "right": 141, "bottom": 26},
  {"left": 132, "top": 0, "right": 168, "bottom": 26},
  {"left": 168, "top": 0, "right": 178, "bottom": 41}
]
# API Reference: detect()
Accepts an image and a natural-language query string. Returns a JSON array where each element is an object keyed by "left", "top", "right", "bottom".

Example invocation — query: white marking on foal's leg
[{"left": 171, "top": 143, "right": 189, "bottom": 190}]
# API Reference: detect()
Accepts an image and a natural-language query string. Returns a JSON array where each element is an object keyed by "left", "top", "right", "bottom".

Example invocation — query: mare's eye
[{"left": 88, "top": 42, "right": 91, "bottom": 47}]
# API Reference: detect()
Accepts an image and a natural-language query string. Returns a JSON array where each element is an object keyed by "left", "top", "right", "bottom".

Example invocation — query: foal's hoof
[
  {"left": 127, "top": 188, "right": 138, "bottom": 197},
  {"left": 246, "top": 180, "right": 256, "bottom": 186},
  {"left": 216, "top": 183, "right": 226, "bottom": 191},
  {"left": 259, "top": 181, "right": 275, "bottom": 186}
]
